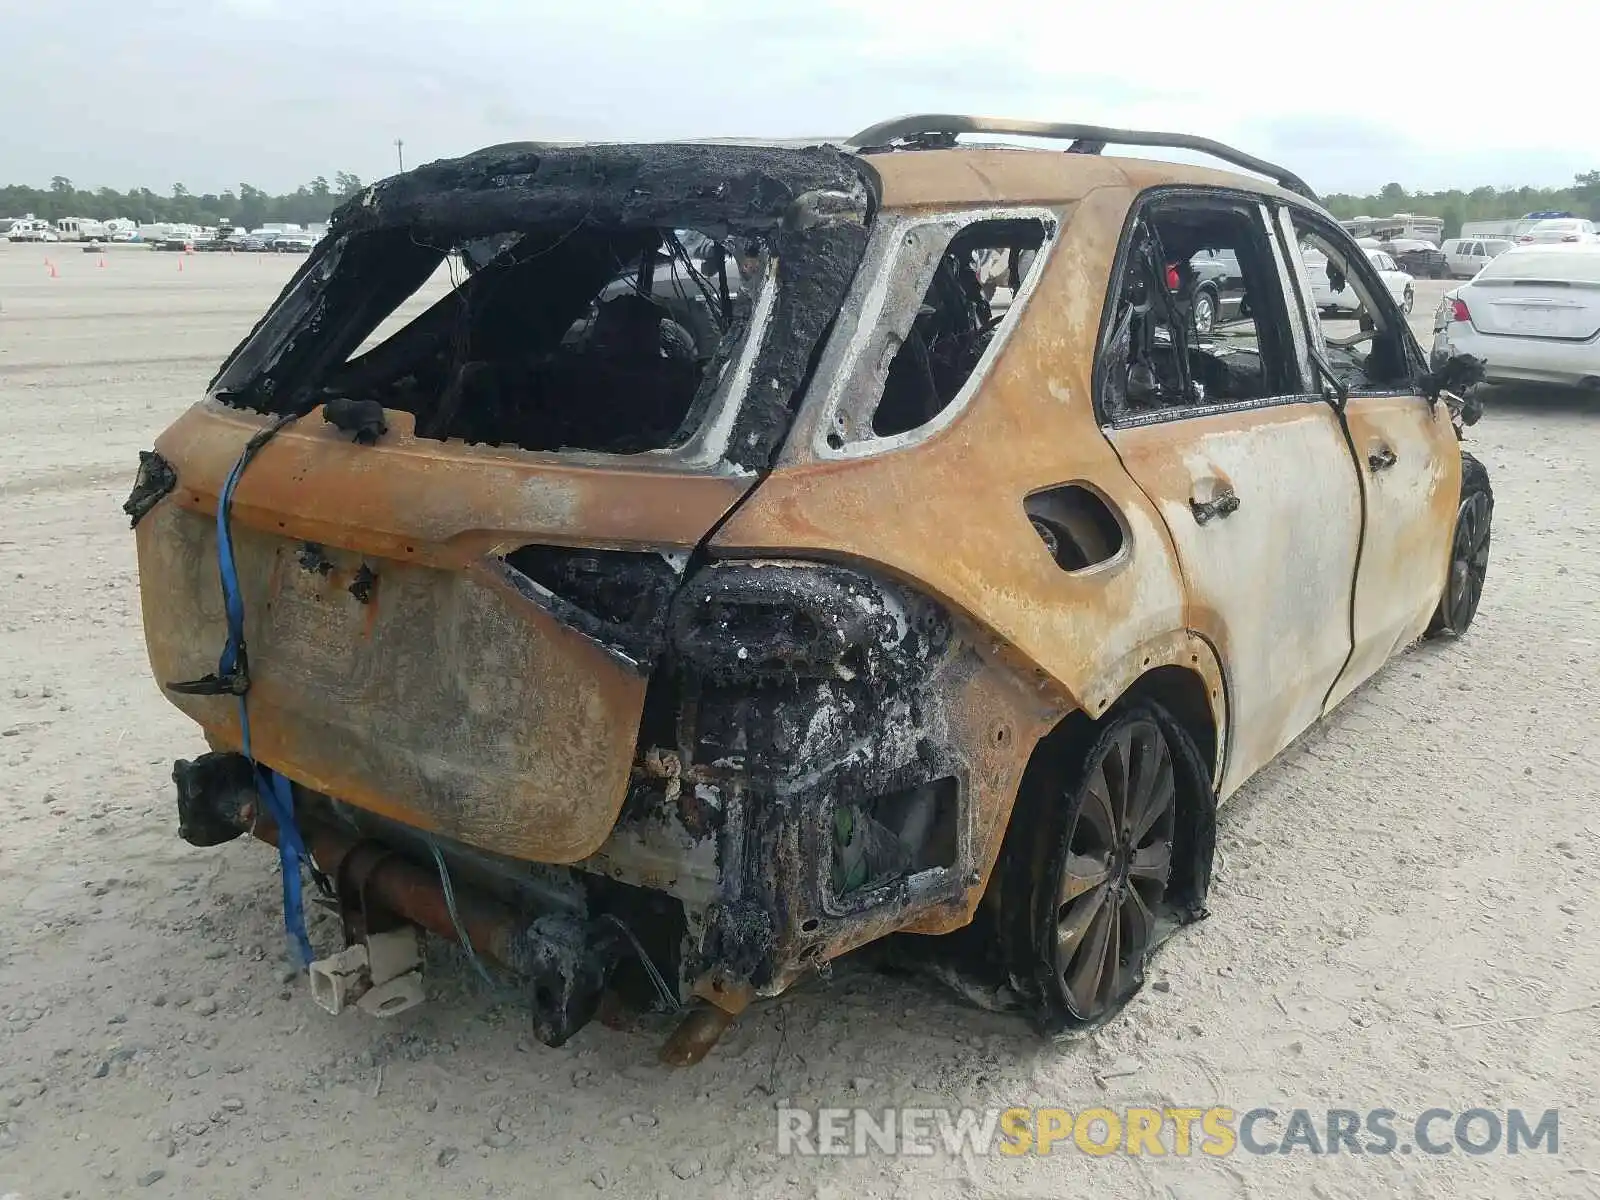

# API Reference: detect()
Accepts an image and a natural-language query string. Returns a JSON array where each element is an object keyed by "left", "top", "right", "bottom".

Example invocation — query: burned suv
[{"left": 127, "top": 116, "right": 1491, "bottom": 1060}]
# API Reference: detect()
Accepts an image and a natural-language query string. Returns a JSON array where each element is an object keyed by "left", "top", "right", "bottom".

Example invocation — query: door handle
[
  {"left": 1368, "top": 445, "right": 1398, "bottom": 471},
  {"left": 1190, "top": 489, "right": 1241, "bottom": 526}
]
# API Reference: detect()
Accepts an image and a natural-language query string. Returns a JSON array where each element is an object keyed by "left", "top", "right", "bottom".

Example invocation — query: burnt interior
[
  {"left": 209, "top": 143, "right": 875, "bottom": 469},
  {"left": 502, "top": 545, "right": 680, "bottom": 667},
  {"left": 1099, "top": 198, "right": 1299, "bottom": 419},
  {"left": 335, "top": 229, "right": 749, "bottom": 454},
  {"left": 873, "top": 218, "right": 1050, "bottom": 438}
]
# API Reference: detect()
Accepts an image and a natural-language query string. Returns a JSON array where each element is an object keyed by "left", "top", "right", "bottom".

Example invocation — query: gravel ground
[{"left": 1, "top": 248, "right": 1597, "bottom": 1199}]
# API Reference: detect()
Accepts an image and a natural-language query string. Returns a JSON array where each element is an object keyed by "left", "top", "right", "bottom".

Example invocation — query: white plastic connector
[
  {"left": 307, "top": 927, "right": 424, "bottom": 1019},
  {"left": 308, "top": 944, "right": 371, "bottom": 1017}
]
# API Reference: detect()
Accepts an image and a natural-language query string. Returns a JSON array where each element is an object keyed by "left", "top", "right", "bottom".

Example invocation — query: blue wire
[{"left": 213, "top": 416, "right": 314, "bottom": 968}]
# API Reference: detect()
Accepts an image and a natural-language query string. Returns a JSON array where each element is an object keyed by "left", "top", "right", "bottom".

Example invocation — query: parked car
[
  {"left": 1432, "top": 244, "right": 1600, "bottom": 388},
  {"left": 1305, "top": 246, "right": 1415, "bottom": 312},
  {"left": 1516, "top": 217, "right": 1598, "bottom": 245},
  {"left": 1442, "top": 237, "right": 1514, "bottom": 279},
  {"left": 272, "top": 232, "right": 315, "bottom": 253},
  {"left": 1382, "top": 238, "right": 1449, "bottom": 279},
  {"left": 1182, "top": 247, "right": 1245, "bottom": 335},
  {"left": 128, "top": 119, "right": 1490, "bottom": 1057}
]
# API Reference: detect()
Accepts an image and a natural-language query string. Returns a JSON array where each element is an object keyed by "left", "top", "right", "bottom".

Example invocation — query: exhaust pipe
[{"left": 171, "top": 752, "right": 620, "bottom": 1046}]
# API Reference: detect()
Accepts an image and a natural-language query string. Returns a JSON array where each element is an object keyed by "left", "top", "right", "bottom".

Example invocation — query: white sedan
[
  {"left": 1516, "top": 217, "right": 1598, "bottom": 246},
  {"left": 1431, "top": 244, "right": 1600, "bottom": 388},
  {"left": 1304, "top": 246, "right": 1415, "bottom": 314}
]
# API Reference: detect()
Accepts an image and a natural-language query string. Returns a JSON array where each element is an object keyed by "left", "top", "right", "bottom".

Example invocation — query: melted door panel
[{"left": 1109, "top": 401, "right": 1362, "bottom": 796}]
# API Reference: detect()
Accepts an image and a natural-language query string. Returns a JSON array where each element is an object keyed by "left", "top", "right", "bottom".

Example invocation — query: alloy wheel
[
  {"left": 1445, "top": 491, "right": 1491, "bottom": 631},
  {"left": 1051, "top": 719, "right": 1176, "bottom": 1019}
]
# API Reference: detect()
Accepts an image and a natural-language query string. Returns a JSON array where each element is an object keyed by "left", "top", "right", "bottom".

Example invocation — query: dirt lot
[{"left": 1, "top": 247, "right": 1597, "bottom": 1200}]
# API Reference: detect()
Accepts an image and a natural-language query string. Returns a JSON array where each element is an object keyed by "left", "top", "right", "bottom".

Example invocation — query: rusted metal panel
[
  {"left": 706, "top": 185, "right": 1229, "bottom": 933},
  {"left": 867, "top": 149, "right": 1308, "bottom": 215},
  {"left": 155, "top": 401, "right": 753, "bottom": 567},
  {"left": 1109, "top": 403, "right": 1363, "bottom": 798},
  {"left": 137, "top": 501, "right": 648, "bottom": 863},
  {"left": 1324, "top": 394, "right": 1462, "bottom": 712},
  {"left": 871, "top": 149, "right": 1129, "bottom": 210},
  {"left": 713, "top": 186, "right": 1200, "bottom": 721}
]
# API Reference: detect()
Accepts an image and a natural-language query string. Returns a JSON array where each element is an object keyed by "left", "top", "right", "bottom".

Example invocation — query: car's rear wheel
[
  {"left": 1191, "top": 288, "right": 1218, "bottom": 337},
  {"left": 1403, "top": 286, "right": 1415, "bottom": 313},
  {"left": 997, "top": 701, "right": 1215, "bottom": 1034},
  {"left": 1427, "top": 452, "right": 1492, "bottom": 636}
]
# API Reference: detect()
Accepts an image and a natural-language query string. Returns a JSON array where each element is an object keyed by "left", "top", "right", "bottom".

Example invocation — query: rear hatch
[
  {"left": 1465, "top": 250, "right": 1600, "bottom": 341},
  {"left": 135, "top": 141, "right": 876, "bottom": 863}
]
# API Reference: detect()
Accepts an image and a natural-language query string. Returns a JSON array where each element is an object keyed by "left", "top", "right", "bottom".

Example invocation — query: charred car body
[{"left": 130, "top": 118, "right": 1492, "bottom": 1058}]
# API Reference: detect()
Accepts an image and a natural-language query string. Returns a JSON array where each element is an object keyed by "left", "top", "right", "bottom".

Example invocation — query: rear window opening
[
  {"left": 217, "top": 224, "right": 772, "bottom": 456},
  {"left": 871, "top": 218, "right": 1051, "bottom": 437},
  {"left": 205, "top": 139, "right": 877, "bottom": 469}
]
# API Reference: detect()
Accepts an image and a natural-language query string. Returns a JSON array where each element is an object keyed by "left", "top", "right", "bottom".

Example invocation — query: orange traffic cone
[
  {"left": 47, "top": 262, "right": 58, "bottom": 278},
  {"left": 98, "top": 256, "right": 107, "bottom": 269},
  {"left": 177, "top": 257, "right": 184, "bottom": 272}
]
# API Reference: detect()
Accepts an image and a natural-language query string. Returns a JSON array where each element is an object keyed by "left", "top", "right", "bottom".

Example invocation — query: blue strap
[{"left": 214, "top": 417, "right": 314, "bottom": 968}]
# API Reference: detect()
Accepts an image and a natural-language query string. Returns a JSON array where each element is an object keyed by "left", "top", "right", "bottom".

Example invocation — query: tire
[
  {"left": 1403, "top": 287, "right": 1415, "bottom": 314},
  {"left": 1191, "top": 287, "right": 1218, "bottom": 337},
  {"left": 1427, "top": 452, "right": 1492, "bottom": 637},
  {"left": 997, "top": 701, "right": 1215, "bottom": 1035}
]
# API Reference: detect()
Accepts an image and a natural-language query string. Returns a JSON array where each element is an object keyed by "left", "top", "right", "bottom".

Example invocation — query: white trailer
[{"left": 55, "top": 218, "right": 110, "bottom": 242}]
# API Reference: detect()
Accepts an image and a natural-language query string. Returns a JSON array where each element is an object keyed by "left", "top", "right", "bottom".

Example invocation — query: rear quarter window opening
[
  {"left": 807, "top": 213, "right": 1056, "bottom": 453},
  {"left": 213, "top": 224, "right": 777, "bottom": 457}
]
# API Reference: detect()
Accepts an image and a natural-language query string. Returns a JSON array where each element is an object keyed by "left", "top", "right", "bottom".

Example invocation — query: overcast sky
[{"left": 2, "top": 0, "right": 1592, "bottom": 198}]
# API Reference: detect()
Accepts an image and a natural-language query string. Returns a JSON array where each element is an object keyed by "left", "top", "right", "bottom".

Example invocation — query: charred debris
[{"left": 209, "top": 142, "right": 878, "bottom": 470}]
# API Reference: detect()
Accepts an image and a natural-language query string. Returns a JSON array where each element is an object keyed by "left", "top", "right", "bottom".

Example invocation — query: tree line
[
  {"left": 1323, "top": 172, "right": 1600, "bottom": 237},
  {"left": 0, "top": 173, "right": 368, "bottom": 229},
  {"left": 7, "top": 168, "right": 1599, "bottom": 239}
]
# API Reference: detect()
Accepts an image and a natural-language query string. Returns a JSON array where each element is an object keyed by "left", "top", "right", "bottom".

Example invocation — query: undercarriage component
[
  {"left": 172, "top": 753, "right": 256, "bottom": 847},
  {"left": 660, "top": 1003, "right": 737, "bottom": 1066},
  {"left": 171, "top": 754, "right": 630, "bottom": 1047},
  {"left": 503, "top": 914, "right": 618, "bottom": 1048}
]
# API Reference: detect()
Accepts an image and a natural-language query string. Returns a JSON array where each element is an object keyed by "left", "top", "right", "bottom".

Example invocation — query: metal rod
[
  {"left": 847, "top": 114, "right": 1318, "bottom": 203},
  {"left": 250, "top": 813, "right": 520, "bottom": 967}
]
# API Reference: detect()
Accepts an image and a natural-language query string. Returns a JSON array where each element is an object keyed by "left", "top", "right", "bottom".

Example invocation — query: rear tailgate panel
[
  {"left": 139, "top": 402, "right": 757, "bottom": 863},
  {"left": 139, "top": 503, "right": 648, "bottom": 862}
]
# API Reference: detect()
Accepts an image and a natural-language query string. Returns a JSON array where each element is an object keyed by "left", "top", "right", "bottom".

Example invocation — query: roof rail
[{"left": 847, "top": 114, "right": 1318, "bottom": 203}]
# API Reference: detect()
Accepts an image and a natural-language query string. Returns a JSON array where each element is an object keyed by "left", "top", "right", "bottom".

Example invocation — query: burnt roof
[{"left": 328, "top": 141, "right": 878, "bottom": 240}]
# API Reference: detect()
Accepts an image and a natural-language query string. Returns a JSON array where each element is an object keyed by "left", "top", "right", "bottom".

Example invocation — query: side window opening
[
  {"left": 1293, "top": 219, "right": 1415, "bottom": 392},
  {"left": 214, "top": 224, "right": 774, "bottom": 456},
  {"left": 869, "top": 217, "right": 1052, "bottom": 439},
  {"left": 1098, "top": 198, "right": 1298, "bottom": 421}
]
